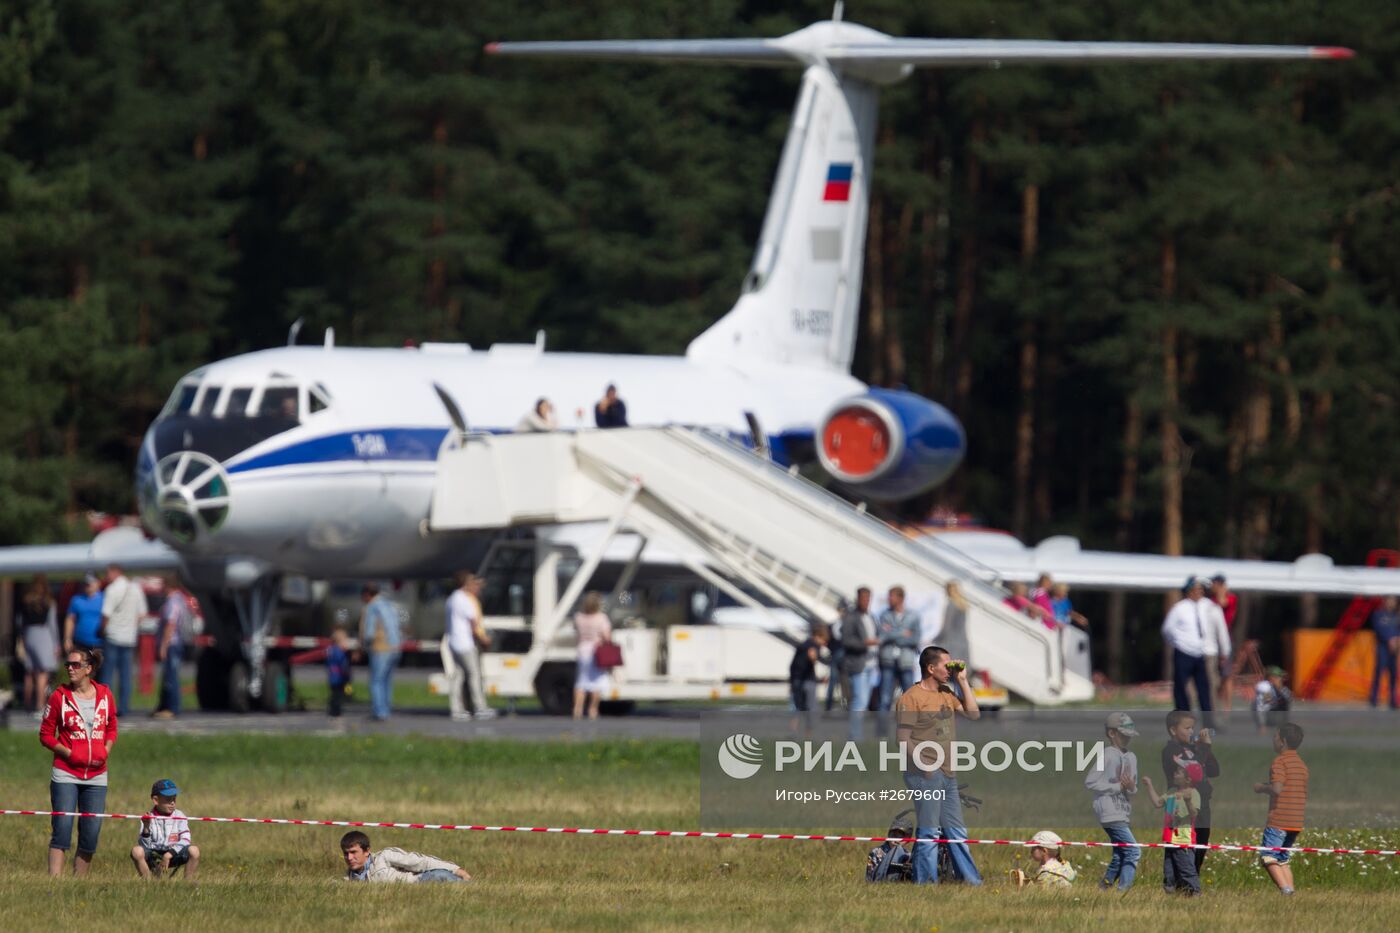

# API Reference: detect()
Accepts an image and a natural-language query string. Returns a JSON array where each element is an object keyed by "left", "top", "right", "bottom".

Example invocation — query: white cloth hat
[{"left": 1029, "top": 830, "right": 1063, "bottom": 849}]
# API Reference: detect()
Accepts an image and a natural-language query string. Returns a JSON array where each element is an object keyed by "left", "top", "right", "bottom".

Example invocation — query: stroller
[
  {"left": 865, "top": 810, "right": 914, "bottom": 882},
  {"left": 864, "top": 785, "right": 984, "bottom": 883}
]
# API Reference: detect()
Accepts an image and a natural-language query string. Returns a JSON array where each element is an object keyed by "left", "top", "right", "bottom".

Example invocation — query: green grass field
[{"left": 0, "top": 731, "right": 1397, "bottom": 931}]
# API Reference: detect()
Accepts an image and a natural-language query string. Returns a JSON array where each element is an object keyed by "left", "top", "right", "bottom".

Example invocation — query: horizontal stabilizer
[
  {"left": 484, "top": 39, "right": 791, "bottom": 66},
  {"left": 486, "top": 27, "right": 1353, "bottom": 72},
  {"left": 825, "top": 39, "right": 1354, "bottom": 67}
]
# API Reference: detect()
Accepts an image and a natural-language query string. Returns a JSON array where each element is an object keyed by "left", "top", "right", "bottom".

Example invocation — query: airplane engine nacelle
[{"left": 817, "top": 389, "right": 965, "bottom": 500}]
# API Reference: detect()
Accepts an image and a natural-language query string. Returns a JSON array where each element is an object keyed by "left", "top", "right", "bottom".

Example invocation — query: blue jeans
[
  {"left": 50, "top": 781, "right": 107, "bottom": 853},
  {"left": 416, "top": 868, "right": 463, "bottom": 883},
  {"left": 903, "top": 770, "right": 982, "bottom": 885},
  {"left": 1260, "top": 826, "right": 1298, "bottom": 865},
  {"left": 158, "top": 643, "right": 183, "bottom": 714},
  {"left": 1164, "top": 846, "right": 1200, "bottom": 893},
  {"left": 105, "top": 642, "right": 135, "bottom": 716},
  {"left": 824, "top": 645, "right": 845, "bottom": 711},
  {"left": 847, "top": 667, "right": 871, "bottom": 741},
  {"left": 369, "top": 650, "right": 400, "bottom": 719},
  {"left": 1100, "top": 821, "right": 1139, "bottom": 890},
  {"left": 1371, "top": 640, "right": 1397, "bottom": 707},
  {"left": 878, "top": 664, "right": 914, "bottom": 711}
]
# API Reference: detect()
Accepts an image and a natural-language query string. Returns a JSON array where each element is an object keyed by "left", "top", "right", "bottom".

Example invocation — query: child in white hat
[{"left": 1012, "top": 831, "right": 1078, "bottom": 888}]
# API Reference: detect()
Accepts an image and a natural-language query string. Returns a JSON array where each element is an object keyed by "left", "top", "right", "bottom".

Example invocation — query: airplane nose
[{"left": 139, "top": 449, "right": 232, "bottom": 546}]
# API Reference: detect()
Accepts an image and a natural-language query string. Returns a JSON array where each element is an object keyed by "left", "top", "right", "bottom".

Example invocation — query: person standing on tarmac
[
  {"left": 877, "top": 586, "right": 919, "bottom": 711},
  {"left": 359, "top": 583, "right": 402, "bottom": 722},
  {"left": 841, "top": 587, "right": 878, "bottom": 739}
]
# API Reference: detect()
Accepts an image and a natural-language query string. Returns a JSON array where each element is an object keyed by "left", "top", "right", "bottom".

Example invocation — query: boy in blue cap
[{"left": 132, "top": 779, "right": 199, "bottom": 880}]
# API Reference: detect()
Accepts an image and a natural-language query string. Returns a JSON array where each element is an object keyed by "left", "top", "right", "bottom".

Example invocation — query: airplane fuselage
[{"left": 138, "top": 343, "right": 867, "bottom": 578}]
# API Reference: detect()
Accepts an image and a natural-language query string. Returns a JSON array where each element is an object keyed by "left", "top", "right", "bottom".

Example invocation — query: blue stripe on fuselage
[
  {"left": 224, "top": 426, "right": 815, "bottom": 475},
  {"left": 227, "top": 428, "right": 449, "bottom": 474}
]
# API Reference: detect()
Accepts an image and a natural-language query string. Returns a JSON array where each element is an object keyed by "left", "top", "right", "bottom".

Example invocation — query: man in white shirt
[
  {"left": 1160, "top": 577, "right": 1213, "bottom": 720},
  {"left": 444, "top": 572, "right": 494, "bottom": 722},
  {"left": 1196, "top": 584, "right": 1233, "bottom": 720},
  {"left": 101, "top": 563, "right": 148, "bottom": 717}
]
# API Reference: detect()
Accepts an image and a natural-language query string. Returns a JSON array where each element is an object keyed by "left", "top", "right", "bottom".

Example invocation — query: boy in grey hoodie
[{"left": 1084, "top": 712, "right": 1140, "bottom": 891}]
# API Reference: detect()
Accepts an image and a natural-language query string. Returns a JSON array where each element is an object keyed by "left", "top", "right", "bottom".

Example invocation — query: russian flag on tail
[{"left": 823, "top": 163, "right": 852, "bottom": 202}]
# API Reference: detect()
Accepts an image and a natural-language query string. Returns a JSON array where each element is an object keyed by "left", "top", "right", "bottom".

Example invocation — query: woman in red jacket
[{"left": 39, "top": 646, "right": 118, "bottom": 876}]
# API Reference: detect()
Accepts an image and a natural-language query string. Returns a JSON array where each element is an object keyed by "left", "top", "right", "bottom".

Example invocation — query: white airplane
[{"left": 0, "top": 9, "right": 1368, "bottom": 706}]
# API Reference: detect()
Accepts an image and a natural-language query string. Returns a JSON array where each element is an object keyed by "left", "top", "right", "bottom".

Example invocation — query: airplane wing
[
  {"left": 0, "top": 526, "right": 181, "bottom": 576},
  {"left": 928, "top": 531, "right": 1400, "bottom": 597}
]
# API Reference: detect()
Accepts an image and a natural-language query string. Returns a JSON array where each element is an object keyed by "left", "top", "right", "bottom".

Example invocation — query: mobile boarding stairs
[{"left": 427, "top": 428, "right": 1094, "bottom": 706}]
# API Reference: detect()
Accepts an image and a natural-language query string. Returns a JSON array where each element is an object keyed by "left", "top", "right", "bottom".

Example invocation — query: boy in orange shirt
[{"left": 1254, "top": 722, "right": 1308, "bottom": 895}]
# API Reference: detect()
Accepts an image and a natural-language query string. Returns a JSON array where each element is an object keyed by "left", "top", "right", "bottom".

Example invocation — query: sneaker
[
  {"left": 1281, "top": 887, "right": 1295, "bottom": 896},
  {"left": 152, "top": 710, "right": 175, "bottom": 720},
  {"left": 451, "top": 712, "right": 474, "bottom": 723},
  {"left": 473, "top": 708, "right": 499, "bottom": 720}
]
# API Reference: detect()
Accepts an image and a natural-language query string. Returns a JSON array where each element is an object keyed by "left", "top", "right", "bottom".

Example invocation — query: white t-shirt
[
  {"left": 102, "top": 576, "right": 148, "bottom": 648},
  {"left": 445, "top": 589, "right": 479, "bottom": 655}
]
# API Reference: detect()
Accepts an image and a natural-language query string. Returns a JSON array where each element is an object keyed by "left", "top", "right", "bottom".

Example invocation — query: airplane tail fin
[
  {"left": 488, "top": 22, "right": 1351, "bottom": 374},
  {"left": 687, "top": 62, "right": 875, "bottom": 372}
]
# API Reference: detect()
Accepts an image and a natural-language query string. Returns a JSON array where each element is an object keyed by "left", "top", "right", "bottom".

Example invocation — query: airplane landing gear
[{"left": 193, "top": 569, "right": 287, "bottom": 713}]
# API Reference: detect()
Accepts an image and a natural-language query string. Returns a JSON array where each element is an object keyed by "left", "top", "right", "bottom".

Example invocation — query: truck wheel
[
  {"left": 227, "top": 661, "right": 252, "bottom": 713},
  {"left": 533, "top": 663, "right": 577, "bottom": 716},
  {"left": 260, "top": 661, "right": 291, "bottom": 713},
  {"left": 195, "top": 651, "right": 230, "bottom": 711}
]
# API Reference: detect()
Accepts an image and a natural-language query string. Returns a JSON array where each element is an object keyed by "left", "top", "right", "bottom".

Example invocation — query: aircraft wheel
[
  {"left": 534, "top": 663, "right": 577, "bottom": 716},
  {"left": 260, "top": 661, "right": 291, "bottom": 714},
  {"left": 227, "top": 661, "right": 252, "bottom": 713}
]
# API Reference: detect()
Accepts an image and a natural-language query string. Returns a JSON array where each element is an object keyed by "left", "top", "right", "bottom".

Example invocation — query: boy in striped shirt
[
  {"left": 132, "top": 778, "right": 200, "bottom": 880},
  {"left": 1254, "top": 722, "right": 1308, "bottom": 895}
]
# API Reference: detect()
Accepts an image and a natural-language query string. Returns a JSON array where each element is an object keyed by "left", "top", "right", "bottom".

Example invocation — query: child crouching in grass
[
  {"left": 132, "top": 778, "right": 198, "bottom": 880},
  {"left": 1012, "top": 831, "right": 1078, "bottom": 888}
]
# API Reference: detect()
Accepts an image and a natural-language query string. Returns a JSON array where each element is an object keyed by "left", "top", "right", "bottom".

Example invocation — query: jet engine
[{"left": 816, "top": 388, "right": 965, "bottom": 500}]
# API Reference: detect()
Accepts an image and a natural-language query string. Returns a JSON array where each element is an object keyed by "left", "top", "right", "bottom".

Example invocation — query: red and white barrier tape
[{"left": 3, "top": 810, "right": 1396, "bottom": 857}]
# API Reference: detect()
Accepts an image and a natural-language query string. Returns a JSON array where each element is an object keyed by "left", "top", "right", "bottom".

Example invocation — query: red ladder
[{"left": 1299, "top": 548, "right": 1400, "bottom": 700}]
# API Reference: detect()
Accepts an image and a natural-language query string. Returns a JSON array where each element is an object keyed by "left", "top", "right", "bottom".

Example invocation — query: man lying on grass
[{"left": 340, "top": 831, "right": 472, "bottom": 883}]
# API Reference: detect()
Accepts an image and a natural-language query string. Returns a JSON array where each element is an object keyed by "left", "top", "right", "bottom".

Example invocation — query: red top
[
  {"left": 1219, "top": 592, "right": 1238, "bottom": 628},
  {"left": 39, "top": 684, "right": 118, "bottom": 781}
]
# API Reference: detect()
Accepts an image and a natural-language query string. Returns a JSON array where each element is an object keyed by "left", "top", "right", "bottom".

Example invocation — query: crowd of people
[
  {"left": 33, "top": 643, "right": 468, "bottom": 883},
  {"left": 6, "top": 567, "right": 1331, "bottom": 895},
  {"left": 869, "top": 703, "right": 1311, "bottom": 897},
  {"left": 9, "top": 564, "right": 191, "bottom": 722},
  {"left": 1002, "top": 574, "right": 1089, "bottom": 632}
]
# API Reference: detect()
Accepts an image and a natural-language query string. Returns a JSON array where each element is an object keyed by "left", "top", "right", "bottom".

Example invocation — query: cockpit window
[
  {"left": 194, "top": 385, "right": 221, "bottom": 416},
  {"left": 309, "top": 383, "right": 331, "bottom": 415},
  {"left": 259, "top": 386, "right": 300, "bottom": 420},
  {"left": 173, "top": 384, "right": 198, "bottom": 416},
  {"left": 225, "top": 387, "right": 252, "bottom": 417}
]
